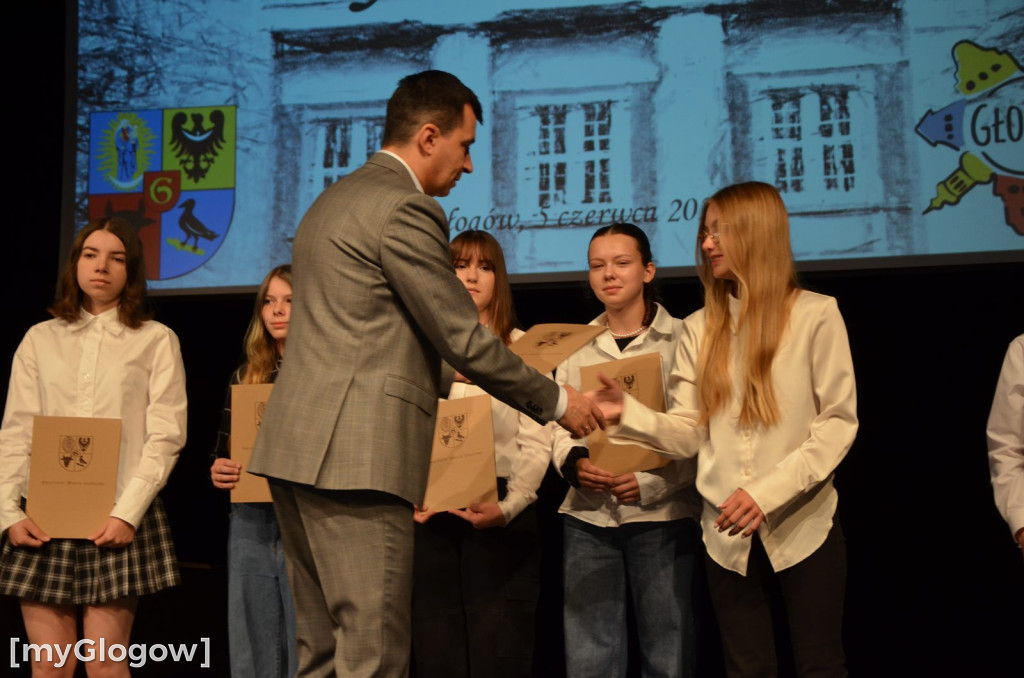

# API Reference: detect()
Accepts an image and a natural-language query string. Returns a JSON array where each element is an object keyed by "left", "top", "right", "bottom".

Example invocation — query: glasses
[{"left": 700, "top": 229, "right": 720, "bottom": 244}]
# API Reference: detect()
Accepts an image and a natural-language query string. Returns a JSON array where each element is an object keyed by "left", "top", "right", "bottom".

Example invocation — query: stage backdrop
[{"left": 72, "top": 0, "right": 1024, "bottom": 292}]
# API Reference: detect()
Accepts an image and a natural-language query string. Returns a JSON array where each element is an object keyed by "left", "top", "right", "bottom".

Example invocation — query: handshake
[{"left": 556, "top": 374, "right": 625, "bottom": 438}]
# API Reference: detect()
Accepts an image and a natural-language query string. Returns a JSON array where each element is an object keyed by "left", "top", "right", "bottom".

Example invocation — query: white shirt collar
[
  {"left": 590, "top": 302, "right": 673, "bottom": 338},
  {"left": 379, "top": 150, "right": 424, "bottom": 194},
  {"left": 68, "top": 306, "right": 126, "bottom": 336}
]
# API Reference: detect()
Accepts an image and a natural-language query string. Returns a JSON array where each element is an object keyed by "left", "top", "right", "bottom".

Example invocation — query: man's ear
[{"left": 415, "top": 123, "right": 441, "bottom": 156}]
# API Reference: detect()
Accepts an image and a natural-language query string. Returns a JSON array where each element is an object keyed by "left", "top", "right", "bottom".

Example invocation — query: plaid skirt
[{"left": 0, "top": 497, "right": 180, "bottom": 604}]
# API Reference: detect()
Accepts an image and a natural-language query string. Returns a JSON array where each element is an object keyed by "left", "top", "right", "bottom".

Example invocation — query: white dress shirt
[
  {"left": 0, "top": 308, "right": 187, "bottom": 531},
  {"left": 611, "top": 291, "right": 857, "bottom": 574},
  {"left": 553, "top": 303, "right": 700, "bottom": 527},
  {"left": 447, "top": 329, "right": 554, "bottom": 523},
  {"left": 987, "top": 334, "right": 1024, "bottom": 542}
]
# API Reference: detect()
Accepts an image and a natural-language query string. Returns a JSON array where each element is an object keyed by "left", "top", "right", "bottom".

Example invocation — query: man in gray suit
[{"left": 249, "top": 70, "right": 602, "bottom": 677}]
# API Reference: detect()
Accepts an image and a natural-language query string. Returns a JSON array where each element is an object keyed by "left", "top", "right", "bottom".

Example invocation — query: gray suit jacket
[{"left": 249, "top": 153, "right": 560, "bottom": 504}]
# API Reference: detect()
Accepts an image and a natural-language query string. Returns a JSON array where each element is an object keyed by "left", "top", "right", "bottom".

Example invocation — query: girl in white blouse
[
  {"left": 592, "top": 183, "right": 858, "bottom": 677},
  {"left": 554, "top": 223, "right": 701, "bottom": 678},
  {"left": 0, "top": 217, "right": 187, "bottom": 677},
  {"left": 411, "top": 230, "right": 552, "bottom": 678}
]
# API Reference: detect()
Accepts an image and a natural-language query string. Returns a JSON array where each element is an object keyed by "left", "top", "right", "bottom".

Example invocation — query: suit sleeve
[
  {"left": 380, "top": 195, "right": 560, "bottom": 423},
  {"left": 988, "top": 335, "right": 1024, "bottom": 541}
]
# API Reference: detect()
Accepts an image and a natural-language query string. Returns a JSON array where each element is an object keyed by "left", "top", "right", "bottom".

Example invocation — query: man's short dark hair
[{"left": 382, "top": 70, "right": 483, "bottom": 146}]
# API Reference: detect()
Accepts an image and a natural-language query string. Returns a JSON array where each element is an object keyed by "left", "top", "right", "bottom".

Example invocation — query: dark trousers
[
  {"left": 705, "top": 520, "right": 847, "bottom": 678},
  {"left": 411, "top": 487, "right": 540, "bottom": 678}
]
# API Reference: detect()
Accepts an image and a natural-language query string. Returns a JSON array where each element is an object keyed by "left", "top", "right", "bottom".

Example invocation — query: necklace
[{"left": 606, "top": 322, "right": 648, "bottom": 339}]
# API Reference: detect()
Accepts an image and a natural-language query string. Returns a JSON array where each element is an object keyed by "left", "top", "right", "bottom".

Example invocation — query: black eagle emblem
[{"left": 169, "top": 110, "right": 226, "bottom": 183}]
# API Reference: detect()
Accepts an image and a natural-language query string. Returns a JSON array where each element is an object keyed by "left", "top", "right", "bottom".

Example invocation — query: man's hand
[
  {"left": 714, "top": 488, "right": 764, "bottom": 538},
  {"left": 211, "top": 458, "right": 241, "bottom": 490},
  {"left": 450, "top": 502, "right": 507, "bottom": 529},
  {"left": 558, "top": 385, "right": 606, "bottom": 439},
  {"left": 6, "top": 518, "right": 50, "bottom": 548},
  {"left": 585, "top": 373, "right": 625, "bottom": 426}
]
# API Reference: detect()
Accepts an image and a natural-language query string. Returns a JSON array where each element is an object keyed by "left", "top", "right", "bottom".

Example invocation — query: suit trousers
[
  {"left": 269, "top": 479, "right": 414, "bottom": 678},
  {"left": 704, "top": 520, "right": 847, "bottom": 678}
]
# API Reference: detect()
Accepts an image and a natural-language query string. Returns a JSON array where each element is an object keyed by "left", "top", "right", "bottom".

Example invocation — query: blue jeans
[
  {"left": 227, "top": 503, "right": 298, "bottom": 678},
  {"left": 563, "top": 516, "right": 699, "bottom": 678}
]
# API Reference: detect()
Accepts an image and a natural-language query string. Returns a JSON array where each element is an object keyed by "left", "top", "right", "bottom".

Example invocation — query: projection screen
[{"left": 71, "top": 0, "right": 1024, "bottom": 292}]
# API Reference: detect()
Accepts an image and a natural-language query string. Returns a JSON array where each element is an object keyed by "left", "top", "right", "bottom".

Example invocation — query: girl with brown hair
[
  {"left": 0, "top": 216, "right": 186, "bottom": 676},
  {"left": 411, "top": 231, "right": 552, "bottom": 678},
  {"left": 554, "top": 223, "right": 700, "bottom": 678}
]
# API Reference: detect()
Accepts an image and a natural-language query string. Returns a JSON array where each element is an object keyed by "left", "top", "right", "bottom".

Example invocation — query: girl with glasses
[{"left": 592, "top": 182, "right": 858, "bottom": 677}]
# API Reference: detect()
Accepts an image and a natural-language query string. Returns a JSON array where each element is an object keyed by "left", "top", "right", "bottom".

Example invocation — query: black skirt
[{"left": 0, "top": 497, "right": 179, "bottom": 604}]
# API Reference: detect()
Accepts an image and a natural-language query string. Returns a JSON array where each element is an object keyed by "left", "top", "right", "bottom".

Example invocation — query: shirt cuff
[
  {"left": 0, "top": 502, "right": 28, "bottom": 534},
  {"left": 498, "top": 491, "right": 530, "bottom": 525},
  {"left": 553, "top": 386, "right": 568, "bottom": 420}
]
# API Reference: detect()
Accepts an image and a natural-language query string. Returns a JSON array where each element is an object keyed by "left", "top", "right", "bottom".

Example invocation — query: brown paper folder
[
  {"left": 510, "top": 323, "right": 607, "bottom": 374},
  {"left": 580, "top": 353, "right": 671, "bottom": 475},
  {"left": 26, "top": 416, "right": 121, "bottom": 538},
  {"left": 423, "top": 394, "right": 497, "bottom": 512},
  {"left": 231, "top": 383, "right": 274, "bottom": 503}
]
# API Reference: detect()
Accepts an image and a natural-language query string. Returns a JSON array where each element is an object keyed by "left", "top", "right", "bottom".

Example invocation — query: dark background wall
[{"left": 3, "top": 4, "right": 1022, "bottom": 677}]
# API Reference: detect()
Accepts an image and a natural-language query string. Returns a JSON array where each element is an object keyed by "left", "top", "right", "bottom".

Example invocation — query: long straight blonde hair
[
  {"left": 695, "top": 182, "right": 799, "bottom": 429},
  {"left": 240, "top": 265, "right": 292, "bottom": 385}
]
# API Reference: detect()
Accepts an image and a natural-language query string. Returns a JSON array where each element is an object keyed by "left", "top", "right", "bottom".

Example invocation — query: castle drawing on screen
[{"left": 74, "top": 0, "right": 1023, "bottom": 292}]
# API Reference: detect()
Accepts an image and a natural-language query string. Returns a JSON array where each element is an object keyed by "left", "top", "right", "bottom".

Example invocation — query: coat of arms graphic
[
  {"left": 59, "top": 435, "right": 93, "bottom": 472},
  {"left": 535, "top": 331, "right": 573, "bottom": 348},
  {"left": 438, "top": 413, "right": 469, "bottom": 448},
  {"left": 88, "top": 106, "right": 237, "bottom": 280},
  {"left": 616, "top": 373, "right": 640, "bottom": 399}
]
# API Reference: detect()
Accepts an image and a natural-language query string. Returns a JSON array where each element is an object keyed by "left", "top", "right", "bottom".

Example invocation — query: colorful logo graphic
[
  {"left": 88, "top": 106, "right": 236, "bottom": 279},
  {"left": 915, "top": 41, "right": 1024, "bottom": 234}
]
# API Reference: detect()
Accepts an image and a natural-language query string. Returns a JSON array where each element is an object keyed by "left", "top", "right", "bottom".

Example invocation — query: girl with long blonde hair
[
  {"left": 592, "top": 182, "right": 858, "bottom": 677},
  {"left": 210, "top": 264, "right": 297, "bottom": 678}
]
